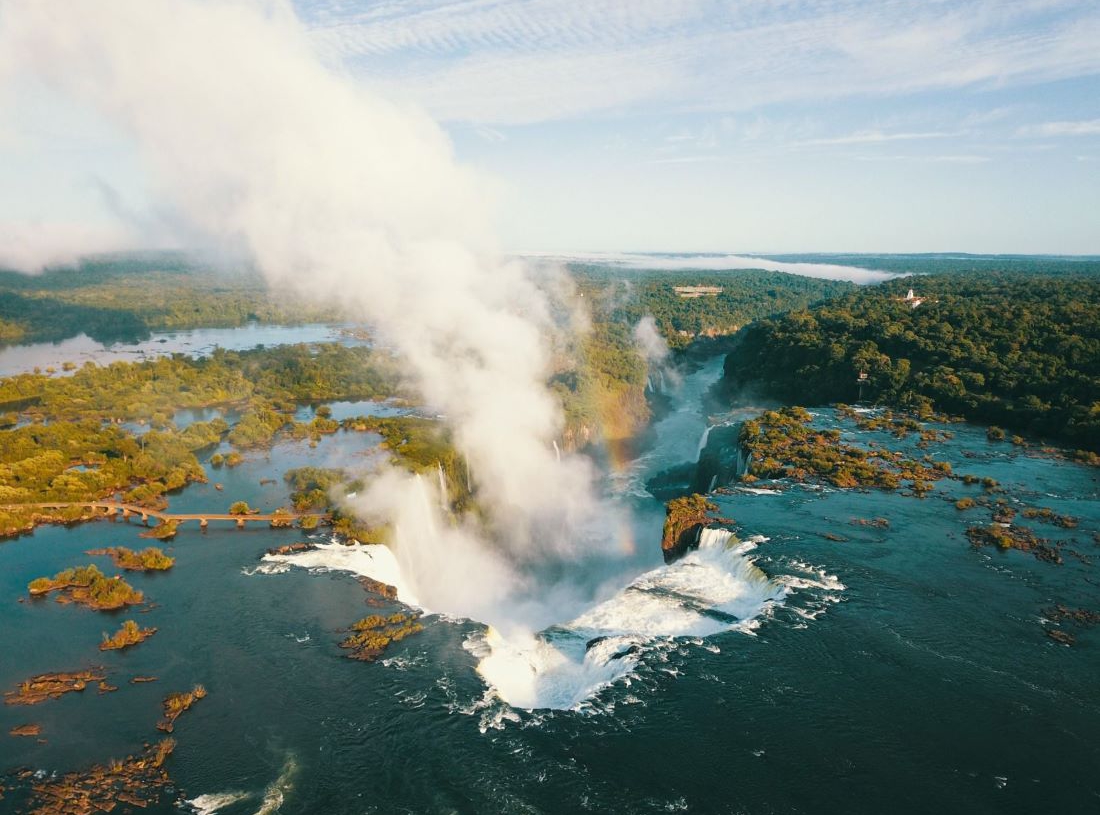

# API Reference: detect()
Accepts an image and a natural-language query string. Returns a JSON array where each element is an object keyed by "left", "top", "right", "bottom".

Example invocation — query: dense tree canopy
[
  {"left": 0, "top": 253, "right": 339, "bottom": 344},
  {"left": 722, "top": 272, "right": 1100, "bottom": 451}
]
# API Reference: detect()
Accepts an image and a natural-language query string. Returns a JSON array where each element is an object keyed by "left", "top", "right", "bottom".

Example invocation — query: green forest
[
  {"left": 0, "top": 253, "right": 339, "bottom": 344},
  {"left": 722, "top": 272, "right": 1100, "bottom": 451},
  {"left": 0, "top": 343, "right": 405, "bottom": 423},
  {"left": 552, "top": 266, "right": 854, "bottom": 443},
  {"left": 570, "top": 265, "right": 855, "bottom": 349}
]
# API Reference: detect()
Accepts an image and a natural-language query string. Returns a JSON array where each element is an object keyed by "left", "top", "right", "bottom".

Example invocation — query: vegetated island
[
  {"left": 686, "top": 404, "right": 1094, "bottom": 573},
  {"left": 87, "top": 545, "right": 174, "bottom": 571},
  {"left": 7, "top": 737, "right": 178, "bottom": 815},
  {"left": 965, "top": 524, "right": 1064, "bottom": 565},
  {"left": 157, "top": 685, "right": 207, "bottom": 733},
  {"left": 27, "top": 565, "right": 143, "bottom": 610},
  {"left": 0, "top": 342, "right": 406, "bottom": 538},
  {"left": 737, "top": 406, "right": 955, "bottom": 494},
  {"left": 660, "top": 494, "right": 733, "bottom": 563},
  {"left": 340, "top": 614, "right": 424, "bottom": 661},
  {"left": 4, "top": 670, "right": 107, "bottom": 706},
  {"left": 100, "top": 620, "right": 157, "bottom": 651}
]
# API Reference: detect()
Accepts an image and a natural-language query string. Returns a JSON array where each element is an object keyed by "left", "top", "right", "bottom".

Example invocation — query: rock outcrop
[
  {"left": 647, "top": 422, "right": 748, "bottom": 501},
  {"left": 266, "top": 542, "right": 315, "bottom": 556},
  {"left": 358, "top": 576, "right": 398, "bottom": 600},
  {"left": 5, "top": 670, "right": 107, "bottom": 706},
  {"left": 660, "top": 494, "right": 731, "bottom": 563}
]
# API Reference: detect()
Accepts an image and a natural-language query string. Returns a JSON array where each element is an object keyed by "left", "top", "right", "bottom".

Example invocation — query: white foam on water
[
  {"left": 780, "top": 559, "right": 847, "bottom": 592},
  {"left": 253, "top": 754, "right": 298, "bottom": 815},
  {"left": 474, "top": 529, "right": 787, "bottom": 711},
  {"left": 186, "top": 791, "right": 252, "bottom": 815},
  {"left": 261, "top": 542, "right": 419, "bottom": 606},
  {"left": 264, "top": 528, "right": 844, "bottom": 717},
  {"left": 241, "top": 562, "right": 290, "bottom": 576}
]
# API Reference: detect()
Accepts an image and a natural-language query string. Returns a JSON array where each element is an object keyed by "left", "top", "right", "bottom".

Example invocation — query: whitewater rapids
[
  {"left": 470, "top": 529, "right": 783, "bottom": 710},
  {"left": 266, "top": 529, "right": 787, "bottom": 711}
]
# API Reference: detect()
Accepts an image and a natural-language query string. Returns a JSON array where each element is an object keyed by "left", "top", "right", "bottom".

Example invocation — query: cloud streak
[
  {"left": 299, "top": 0, "right": 1100, "bottom": 125},
  {"left": 1018, "top": 119, "right": 1100, "bottom": 137}
]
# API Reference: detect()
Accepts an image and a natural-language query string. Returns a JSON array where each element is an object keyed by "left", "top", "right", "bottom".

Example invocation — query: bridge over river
[{"left": 3, "top": 501, "right": 331, "bottom": 530}]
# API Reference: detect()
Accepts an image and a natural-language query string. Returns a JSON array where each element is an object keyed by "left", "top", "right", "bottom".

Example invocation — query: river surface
[
  {"left": 1, "top": 341, "right": 1098, "bottom": 814},
  {"left": 0, "top": 323, "right": 367, "bottom": 378}
]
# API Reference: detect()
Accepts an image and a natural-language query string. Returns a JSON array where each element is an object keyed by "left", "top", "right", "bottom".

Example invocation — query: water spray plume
[
  {"left": 1, "top": 0, "right": 795, "bottom": 713},
  {"left": 0, "top": 0, "right": 600, "bottom": 579}
]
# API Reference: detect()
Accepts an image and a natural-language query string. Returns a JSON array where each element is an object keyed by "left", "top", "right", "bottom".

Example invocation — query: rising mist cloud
[
  {"left": 0, "top": 0, "right": 599, "bottom": 576},
  {"left": 527, "top": 251, "right": 894, "bottom": 284},
  {"left": 0, "top": 219, "right": 135, "bottom": 272}
]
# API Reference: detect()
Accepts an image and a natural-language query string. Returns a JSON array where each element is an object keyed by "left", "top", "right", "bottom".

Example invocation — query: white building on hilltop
[{"left": 903, "top": 288, "right": 925, "bottom": 308}]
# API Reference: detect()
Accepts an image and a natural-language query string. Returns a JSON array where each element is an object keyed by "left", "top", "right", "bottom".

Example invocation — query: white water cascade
[
  {"left": 436, "top": 463, "right": 448, "bottom": 513},
  {"left": 473, "top": 528, "right": 785, "bottom": 710},
  {"left": 264, "top": 524, "right": 785, "bottom": 711},
  {"left": 696, "top": 424, "right": 716, "bottom": 458}
]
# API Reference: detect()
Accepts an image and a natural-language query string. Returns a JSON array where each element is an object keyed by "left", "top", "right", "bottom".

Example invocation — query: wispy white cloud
[
  {"left": 853, "top": 153, "right": 991, "bottom": 164},
  {"left": 1018, "top": 118, "right": 1100, "bottom": 137},
  {"left": 647, "top": 155, "right": 725, "bottom": 165},
  {"left": 297, "top": 0, "right": 1100, "bottom": 125},
  {"left": 474, "top": 125, "right": 507, "bottom": 143},
  {"left": 799, "top": 129, "right": 959, "bottom": 146}
]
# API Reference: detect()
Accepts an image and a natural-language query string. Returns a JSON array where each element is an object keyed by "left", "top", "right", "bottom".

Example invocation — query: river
[
  {"left": 0, "top": 323, "right": 367, "bottom": 378},
  {"left": 1, "top": 337, "right": 1098, "bottom": 814}
]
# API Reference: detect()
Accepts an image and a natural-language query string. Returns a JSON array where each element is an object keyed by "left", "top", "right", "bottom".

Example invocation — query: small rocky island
[
  {"left": 13, "top": 738, "right": 178, "bottom": 814},
  {"left": 100, "top": 620, "right": 158, "bottom": 651},
  {"left": 27, "top": 565, "right": 143, "bottom": 610},
  {"left": 341, "top": 613, "right": 424, "bottom": 661},
  {"left": 660, "top": 494, "right": 732, "bottom": 563},
  {"left": 87, "top": 546, "right": 175, "bottom": 571},
  {"left": 157, "top": 685, "right": 207, "bottom": 733},
  {"left": 4, "top": 670, "right": 107, "bottom": 706}
]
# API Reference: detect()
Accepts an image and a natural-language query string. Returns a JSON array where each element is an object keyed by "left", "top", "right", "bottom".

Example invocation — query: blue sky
[{"left": 1, "top": 0, "right": 1099, "bottom": 262}]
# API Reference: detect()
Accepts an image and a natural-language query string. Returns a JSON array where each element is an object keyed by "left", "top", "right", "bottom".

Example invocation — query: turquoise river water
[{"left": 0, "top": 334, "right": 1097, "bottom": 814}]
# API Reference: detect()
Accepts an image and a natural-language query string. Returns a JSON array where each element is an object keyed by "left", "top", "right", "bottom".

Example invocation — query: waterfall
[
  {"left": 646, "top": 375, "right": 653, "bottom": 393},
  {"left": 735, "top": 447, "right": 751, "bottom": 478},
  {"left": 708, "top": 474, "right": 718, "bottom": 492},
  {"left": 697, "top": 424, "right": 716, "bottom": 457},
  {"left": 436, "top": 462, "right": 448, "bottom": 513},
  {"left": 477, "top": 525, "right": 785, "bottom": 710},
  {"left": 658, "top": 369, "right": 667, "bottom": 393},
  {"left": 694, "top": 528, "right": 776, "bottom": 592},
  {"left": 552, "top": 439, "right": 561, "bottom": 463},
  {"left": 697, "top": 527, "right": 735, "bottom": 548},
  {"left": 411, "top": 474, "right": 438, "bottom": 537}
]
